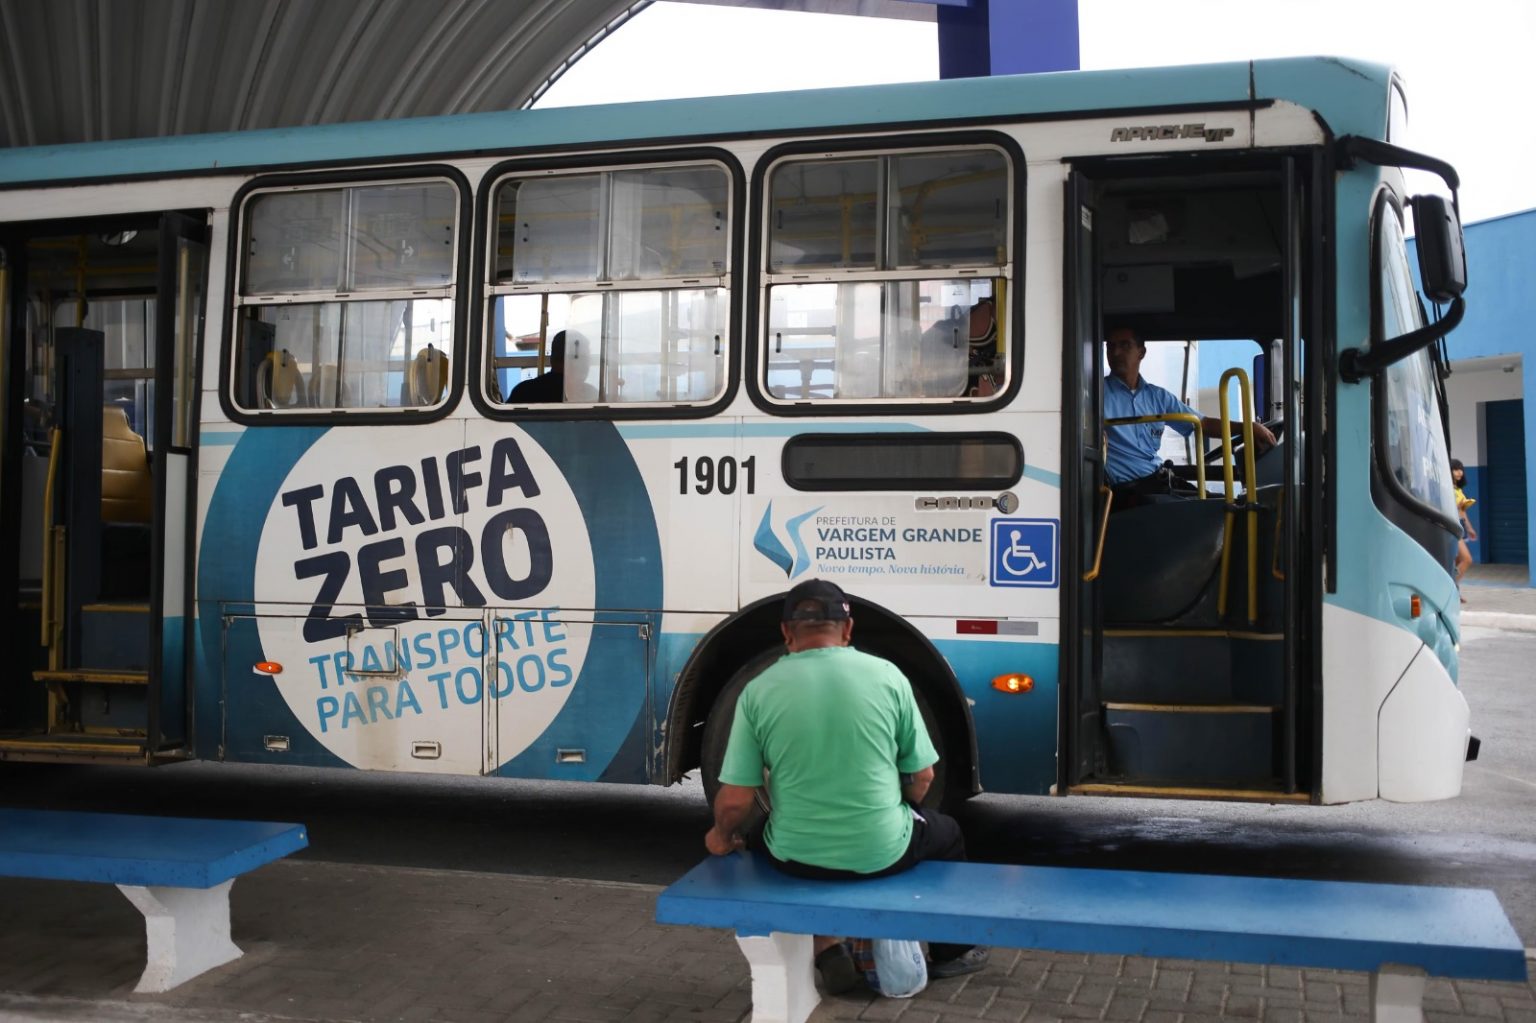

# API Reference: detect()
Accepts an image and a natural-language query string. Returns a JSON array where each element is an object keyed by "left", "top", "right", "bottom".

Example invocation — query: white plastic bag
[{"left": 869, "top": 938, "right": 928, "bottom": 998}]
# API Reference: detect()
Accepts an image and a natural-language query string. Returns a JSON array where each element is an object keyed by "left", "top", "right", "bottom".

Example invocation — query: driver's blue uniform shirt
[{"left": 1104, "top": 373, "right": 1197, "bottom": 485}]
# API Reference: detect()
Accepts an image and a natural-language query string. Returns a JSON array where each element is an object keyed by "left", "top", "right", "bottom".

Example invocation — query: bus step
[
  {"left": 1067, "top": 781, "right": 1310, "bottom": 803},
  {"left": 1103, "top": 632, "right": 1283, "bottom": 706},
  {"left": 1102, "top": 702, "right": 1279, "bottom": 788},
  {"left": 33, "top": 669, "right": 148, "bottom": 685},
  {"left": 0, "top": 733, "right": 149, "bottom": 764},
  {"left": 80, "top": 603, "right": 151, "bottom": 671}
]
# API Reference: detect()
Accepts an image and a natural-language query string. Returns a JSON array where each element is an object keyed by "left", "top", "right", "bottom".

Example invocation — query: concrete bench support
[
  {"left": 0, "top": 808, "right": 306, "bottom": 995},
  {"left": 1371, "top": 964, "right": 1428, "bottom": 1023},
  {"left": 118, "top": 879, "right": 243, "bottom": 993},
  {"left": 736, "top": 932, "right": 816, "bottom": 1023}
]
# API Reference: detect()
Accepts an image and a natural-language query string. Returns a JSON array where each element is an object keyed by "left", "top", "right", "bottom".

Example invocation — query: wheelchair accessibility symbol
[{"left": 990, "top": 519, "right": 1058, "bottom": 588}]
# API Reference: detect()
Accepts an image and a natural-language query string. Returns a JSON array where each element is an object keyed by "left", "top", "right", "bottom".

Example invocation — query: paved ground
[
  {"left": 1463, "top": 564, "right": 1536, "bottom": 620},
  {"left": 1, "top": 567, "right": 1532, "bottom": 1022},
  {"left": 0, "top": 857, "right": 1531, "bottom": 1023}
]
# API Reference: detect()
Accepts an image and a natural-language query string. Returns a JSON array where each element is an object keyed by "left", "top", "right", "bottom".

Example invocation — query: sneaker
[
  {"left": 929, "top": 946, "right": 989, "bottom": 979},
  {"left": 815, "top": 942, "right": 860, "bottom": 995}
]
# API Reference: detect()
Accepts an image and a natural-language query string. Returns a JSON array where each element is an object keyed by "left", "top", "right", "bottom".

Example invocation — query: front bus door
[
  {"left": 0, "top": 213, "right": 205, "bottom": 762},
  {"left": 1061, "top": 171, "right": 1107, "bottom": 792},
  {"left": 1058, "top": 154, "right": 1311, "bottom": 800}
]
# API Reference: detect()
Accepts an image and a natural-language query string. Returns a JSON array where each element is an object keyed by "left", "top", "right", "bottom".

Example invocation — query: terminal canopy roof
[{"left": 0, "top": 0, "right": 932, "bottom": 148}]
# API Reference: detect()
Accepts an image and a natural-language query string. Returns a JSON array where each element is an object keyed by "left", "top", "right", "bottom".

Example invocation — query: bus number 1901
[{"left": 674, "top": 456, "right": 756, "bottom": 495}]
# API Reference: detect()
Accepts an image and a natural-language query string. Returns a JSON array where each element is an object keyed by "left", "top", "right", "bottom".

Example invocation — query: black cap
[{"left": 782, "top": 579, "right": 851, "bottom": 622}]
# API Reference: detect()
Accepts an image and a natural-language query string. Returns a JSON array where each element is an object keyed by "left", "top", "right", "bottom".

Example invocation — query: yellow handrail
[
  {"left": 40, "top": 427, "right": 62, "bottom": 647},
  {"left": 1083, "top": 484, "right": 1114, "bottom": 582},
  {"left": 1216, "top": 369, "right": 1259, "bottom": 623},
  {"left": 1103, "top": 413, "right": 1206, "bottom": 496}
]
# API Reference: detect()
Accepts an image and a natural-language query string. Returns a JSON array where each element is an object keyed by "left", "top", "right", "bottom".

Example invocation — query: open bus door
[
  {"left": 1059, "top": 155, "right": 1312, "bottom": 801},
  {"left": 1061, "top": 171, "right": 1107, "bottom": 791},
  {"left": 147, "top": 213, "right": 207, "bottom": 754},
  {"left": 0, "top": 213, "right": 206, "bottom": 763}
]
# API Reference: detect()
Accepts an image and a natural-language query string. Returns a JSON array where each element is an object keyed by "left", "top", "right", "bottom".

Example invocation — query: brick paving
[{"left": 0, "top": 859, "right": 1530, "bottom": 1022}]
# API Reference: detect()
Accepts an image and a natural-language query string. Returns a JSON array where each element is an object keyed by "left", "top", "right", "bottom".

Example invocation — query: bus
[{"left": 0, "top": 56, "right": 1473, "bottom": 807}]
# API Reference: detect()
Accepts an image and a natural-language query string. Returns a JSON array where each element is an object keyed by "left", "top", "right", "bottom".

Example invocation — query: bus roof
[{"left": 0, "top": 56, "right": 1392, "bottom": 188}]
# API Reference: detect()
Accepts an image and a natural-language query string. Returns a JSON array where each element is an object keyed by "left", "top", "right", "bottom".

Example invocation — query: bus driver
[{"left": 1104, "top": 325, "right": 1276, "bottom": 501}]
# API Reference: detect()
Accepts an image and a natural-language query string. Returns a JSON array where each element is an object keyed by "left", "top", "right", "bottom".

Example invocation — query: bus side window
[
  {"left": 232, "top": 177, "right": 461, "bottom": 415},
  {"left": 485, "top": 162, "right": 732, "bottom": 409},
  {"left": 762, "top": 145, "right": 1013, "bottom": 405}
]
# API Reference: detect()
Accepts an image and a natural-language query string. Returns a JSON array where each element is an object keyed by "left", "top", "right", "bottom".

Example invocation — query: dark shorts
[
  {"left": 1110, "top": 464, "right": 1197, "bottom": 509},
  {"left": 762, "top": 807, "right": 974, "bottom": 962}
]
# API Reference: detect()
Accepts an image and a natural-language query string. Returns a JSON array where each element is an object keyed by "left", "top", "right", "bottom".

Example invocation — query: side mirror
[{"left": 1412, "top": 195, "right": 1467, "bottom": 303}]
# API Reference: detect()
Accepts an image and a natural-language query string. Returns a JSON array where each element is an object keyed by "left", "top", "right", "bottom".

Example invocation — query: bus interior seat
[
  {"left": 102, "top": 406, "right": 153, "bottom": 524},
  {"left": 307, "top": 364, "right": 351, "bottom": 408},
  {"left": 100, "top": 405, "right": 153, "bottom": 599},
  {"left": 256, "top": 349, "right": 307, "bottom": 408},
  {"left": 403, "top": 346, "right": 449, "bottom": 406}
]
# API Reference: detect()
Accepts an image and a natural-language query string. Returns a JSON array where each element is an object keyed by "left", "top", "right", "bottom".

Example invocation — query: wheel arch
[{"left": 663, "top": 590, "right": 980, "bottom": 801}]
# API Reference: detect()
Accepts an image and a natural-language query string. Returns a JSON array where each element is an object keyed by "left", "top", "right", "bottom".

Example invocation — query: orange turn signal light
[
  {"left": 1410, "top": 595, "right": 1422, "bottom": 619},
  {"left": 254, "top": 661, "right": 284, "bottom": 676},
  {"left": 991, "top": 673, "right": 1034, "bottom": 694}
]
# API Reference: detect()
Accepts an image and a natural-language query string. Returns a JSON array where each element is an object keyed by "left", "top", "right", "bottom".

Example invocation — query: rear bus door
[{"left": 148, "top": 212, "right": 208, "bottom": 754}]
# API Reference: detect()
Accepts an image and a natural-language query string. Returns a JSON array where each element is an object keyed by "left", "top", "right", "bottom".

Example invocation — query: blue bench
[
  {"left": 657, "top": 853, "right": 1527, "bottom": 1023},
  {"left": 0, "top": 808, "right": 308, "bottom": 993}
]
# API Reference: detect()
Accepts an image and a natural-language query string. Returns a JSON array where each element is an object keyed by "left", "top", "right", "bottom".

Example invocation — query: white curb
[{"left": 1461, "top": 611, "right": 1536, "bottom": 633}]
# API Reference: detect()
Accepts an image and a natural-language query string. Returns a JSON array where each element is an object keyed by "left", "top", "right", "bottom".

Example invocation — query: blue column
[
  {"left": 1522, "top": 372, "right": 1536, "bottom": 585},
  {"left": 932, "top": 0, "right": 1080, "bottom": 78}
]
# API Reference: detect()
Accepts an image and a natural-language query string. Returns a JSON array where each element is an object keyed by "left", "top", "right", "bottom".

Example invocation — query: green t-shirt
[{"left": 718, "top": 645, "right": 937, "bottom": 873}]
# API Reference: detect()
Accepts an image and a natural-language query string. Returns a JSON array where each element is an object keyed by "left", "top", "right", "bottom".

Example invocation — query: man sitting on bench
[{"left": 705, "top": 579, "right": 989, "bottom": 993}]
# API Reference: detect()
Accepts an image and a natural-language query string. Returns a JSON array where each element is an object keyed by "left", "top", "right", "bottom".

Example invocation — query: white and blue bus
[{"left": 0, "top": 57, "right": 1473, "bottom": 806}]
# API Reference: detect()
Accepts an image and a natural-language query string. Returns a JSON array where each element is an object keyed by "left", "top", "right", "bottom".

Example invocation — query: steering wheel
[{"left": 1204, "top": 418, "right": 1284, "bottom": 464}]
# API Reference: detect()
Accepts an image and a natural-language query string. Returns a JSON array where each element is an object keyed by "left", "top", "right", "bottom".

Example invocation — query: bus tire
[{"left": 700, "top": 647, "right": 782, "bottom": 848}]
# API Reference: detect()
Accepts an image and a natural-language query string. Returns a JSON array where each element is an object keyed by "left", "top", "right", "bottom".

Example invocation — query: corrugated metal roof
[
  {"left": 0, "top": 0, "right": 646, "bottom": 147},
  {"left": 0, "top": 0, "right": 937, "bottom": 148}
]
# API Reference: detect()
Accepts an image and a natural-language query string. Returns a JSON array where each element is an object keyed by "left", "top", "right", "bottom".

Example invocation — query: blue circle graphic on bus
[{"left": 197, "top": 421, "right": 660, "bottom": 779}]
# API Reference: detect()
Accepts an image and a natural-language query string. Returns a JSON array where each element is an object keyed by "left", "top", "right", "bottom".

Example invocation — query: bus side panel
[
  {"left": 1318, "top": 602, "right": 1425, "bottom": 804},
  {"left": 195, "top": 416, "right": 666, "bottom": 777},
  {"left": 1378, "top": 643, "right": 1469, "bottom": 801},
  {"left": 930, "top": 634, "right": 1058, "bottom": 795},
  {"left": 734, "top": 413, "right": 1064, "bottom": 619}
]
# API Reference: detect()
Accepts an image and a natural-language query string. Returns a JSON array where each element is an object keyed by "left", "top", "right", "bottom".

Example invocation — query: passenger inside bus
[
  {"left": 509, "top": 330, "right": 568, "bottom": 403},
  {"left": 1103, "top": 325, "right": 1275, "bottom": 507}
]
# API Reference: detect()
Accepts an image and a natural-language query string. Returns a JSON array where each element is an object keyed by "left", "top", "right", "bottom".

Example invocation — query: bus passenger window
[
  {"left": 485, "top": 161, "right": 731, "bottom": 408},
  {"left": 762, "top": 146, "right": 1012, "bottom": 405},
  {"left": 231, "top": 177, "right": 461, "bottom": 414}
]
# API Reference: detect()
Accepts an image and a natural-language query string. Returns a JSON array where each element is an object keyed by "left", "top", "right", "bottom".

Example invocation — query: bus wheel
[
  {"left": 700, "top": 648, "right": 783, "bottom": 847},
  {"left": 908, "top": 683, "right": 949, "bottom": 811}
]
